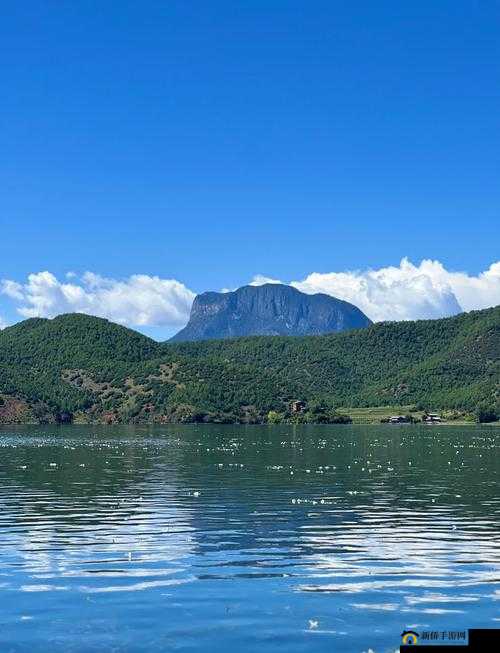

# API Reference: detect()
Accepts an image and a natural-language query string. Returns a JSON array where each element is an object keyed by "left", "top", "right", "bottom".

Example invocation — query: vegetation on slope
[{"left": 0, "top": 307, "right": 498, "bottom": 424}]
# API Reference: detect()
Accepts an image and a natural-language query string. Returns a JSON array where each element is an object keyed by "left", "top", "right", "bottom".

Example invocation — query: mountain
[
  {"left": 0, "top": 307, "right": 498, "bottom": 424},
  {"left": 171, "top": 283, "right": 372, "bottom": 341}
]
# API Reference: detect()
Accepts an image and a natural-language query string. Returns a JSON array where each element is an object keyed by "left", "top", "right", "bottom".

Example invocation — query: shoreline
[{"left": 1, "top": 420, "right": 498, "bottom": 428}]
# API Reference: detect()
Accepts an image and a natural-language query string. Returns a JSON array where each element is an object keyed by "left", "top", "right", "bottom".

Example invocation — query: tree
[
  {"left": 267, "top": 410, "right": 283, "bottom": 424},
  {"left": 476, "top": 405, "right": 498, "bottom": 423}
]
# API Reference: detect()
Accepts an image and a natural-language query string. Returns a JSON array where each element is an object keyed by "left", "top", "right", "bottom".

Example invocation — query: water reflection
[{"left": 0, "top": 424, "right": 498, "bottom": 653}]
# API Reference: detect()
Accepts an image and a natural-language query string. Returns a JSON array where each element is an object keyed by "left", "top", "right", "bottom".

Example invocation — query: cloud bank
[
  {"left": 1, "top": 259, "right": 499, "bottom": 330},
  {"left": 253, "top": 258, "right": 500, "bottom": 322},
  {"left": 1, "top": 272, "right": 195, "bottom": 328}
]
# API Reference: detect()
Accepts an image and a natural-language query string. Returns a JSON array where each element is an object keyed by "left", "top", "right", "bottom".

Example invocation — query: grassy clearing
[
  {"left": 337, "top": 405, "right": 481, "bottom": 425},
  {"left": 338, "top": 405, "right": 418, "bottom": 424}
]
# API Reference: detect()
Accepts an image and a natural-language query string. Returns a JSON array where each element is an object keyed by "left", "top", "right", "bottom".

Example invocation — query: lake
[{"left": 0, "top": 424, "right": 498, "bottom": 652}]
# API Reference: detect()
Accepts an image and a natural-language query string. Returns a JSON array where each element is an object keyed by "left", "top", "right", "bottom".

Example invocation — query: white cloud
[
  {"left": 420, "top": 260, "right": 500, "bottom": 313},
  {"left": 252, "top": 258, "right": 500, "bottom": 322},
  {"left": 1, "top": 280, "right": 24, "bottom": 301},
  {"left": 220, "top": 275, "right": 282, "bottom": 293},
  {"left": 0, "top": 272, "right": 195, "bottom": 328},
  {"left": 0, "top": 316, "right": 8, "bottom": 330},
  {"left": 1, "top": 260, "right": 499, "bottom": 330},
  {"left": 249, "top": 274, "right": 283, "bottom": 286}
]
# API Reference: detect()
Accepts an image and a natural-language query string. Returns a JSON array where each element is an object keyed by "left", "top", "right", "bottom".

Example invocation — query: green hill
[{"left": 0, "top": 307, "right": 498, "bottom": 424}]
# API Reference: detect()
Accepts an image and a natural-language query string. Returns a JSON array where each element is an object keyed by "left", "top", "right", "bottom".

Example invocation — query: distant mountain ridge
[{"left": 171, "top": 283, "right": 372, "bottom": 341}]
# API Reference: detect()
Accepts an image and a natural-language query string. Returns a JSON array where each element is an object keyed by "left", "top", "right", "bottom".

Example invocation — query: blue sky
[{"left": 1, "top": 1, "right": 499, "bottom": 337}]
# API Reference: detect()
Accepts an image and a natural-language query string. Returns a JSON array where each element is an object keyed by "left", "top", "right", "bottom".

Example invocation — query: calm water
[{"left": 0, "top": 425, "right": 498, "bottom": 653}]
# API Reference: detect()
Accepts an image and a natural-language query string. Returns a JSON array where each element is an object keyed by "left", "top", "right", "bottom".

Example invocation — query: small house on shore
[
  {"left": 424, "top": 413, "right": 441, "bottom": 423},
  {"left": 290, "top": 400, "right": 306, "bottom": 414},
  {"left": 389, "top": 415, "right": 410, "bottom": 423}
]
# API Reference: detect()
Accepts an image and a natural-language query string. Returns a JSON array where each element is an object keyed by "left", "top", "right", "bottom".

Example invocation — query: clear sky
[{"left": 1, "top": 1, "right": 499, "bottom": 337}]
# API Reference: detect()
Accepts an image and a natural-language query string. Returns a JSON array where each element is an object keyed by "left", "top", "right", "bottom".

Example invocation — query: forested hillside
[{"left": 0, "top": 307, "right": 498, "bottom": 424}]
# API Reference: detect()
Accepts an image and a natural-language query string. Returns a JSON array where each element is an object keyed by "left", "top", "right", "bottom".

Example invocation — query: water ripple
[{"left": 0, "top": 424, "right": 498, "bottom": 653}]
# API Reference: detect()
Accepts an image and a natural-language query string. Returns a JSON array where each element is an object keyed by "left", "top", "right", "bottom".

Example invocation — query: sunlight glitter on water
[{"left": 0, "top": 424, "right": 498, "bottom": 653}]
